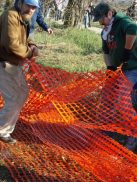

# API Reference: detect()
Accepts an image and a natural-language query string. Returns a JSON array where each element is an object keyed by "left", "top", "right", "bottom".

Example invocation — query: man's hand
[
  {"left": 47, "top": 28, "right": 53, "bottom": 34},
  {"left": 30, "top": 45, "right": 39, "bottom": 57},
  {"left": 121, "top": 62, "right": 128, "bottom": 71}
]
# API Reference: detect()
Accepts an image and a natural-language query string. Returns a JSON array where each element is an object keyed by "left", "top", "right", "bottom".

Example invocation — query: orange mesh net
[{"left": 0, "top": 62, "right": 137, "bottom": 181}]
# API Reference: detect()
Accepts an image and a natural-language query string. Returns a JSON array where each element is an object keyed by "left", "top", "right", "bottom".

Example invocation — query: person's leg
[
  {"left": 6, "top": 66, "right": 29, "bottom": 133},
  {"left": 123, "top": 69, "right": 137, "bottom": 151},
  {"left": 0, "top": 63, "right": 28, "bottom": 141},
  {"left": 86, "top": 16, "right": 89, "bottom": 28},
  {"left": 124, "top": 69, "right": 137, "bottom": 84},
  {"left": 88, "top": 14, "right": 91, "bottom": 27},
  {"left": 55, "top": 10, "right": 58, "bottom": 21}
]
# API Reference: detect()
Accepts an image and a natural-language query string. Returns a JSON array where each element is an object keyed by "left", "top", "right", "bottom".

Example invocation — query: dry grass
[{"left": 34, "top": 27, "right": 105, "bottom": 73}]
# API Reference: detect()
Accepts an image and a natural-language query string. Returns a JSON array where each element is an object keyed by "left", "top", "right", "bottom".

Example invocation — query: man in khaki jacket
[{"left": 0, "top": 0, "right": 39, "bottom": 144}]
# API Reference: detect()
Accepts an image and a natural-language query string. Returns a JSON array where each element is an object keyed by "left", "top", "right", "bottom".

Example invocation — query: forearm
[
  {"left": 36, "top": 9, "right": 49, "bottom": 31},
  {"left": 120, "top": 35, "right": 136, "bottom": 64},
  {"left": 37, "top": 18, "right": 48, "bottom": 31},
  {"left": 125, "top": 35, "right": 137, "bottom": 49}
]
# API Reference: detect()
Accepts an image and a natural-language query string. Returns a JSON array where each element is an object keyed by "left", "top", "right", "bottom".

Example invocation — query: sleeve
[
  {"left": 121, "top": 18, "right": 137, "bottom": 35},
  {"left": 36, "top": 2, "right": 49, "bottom": 31},
  {"left": 7, "top": 12, "right": 32, "bottom": 58}
]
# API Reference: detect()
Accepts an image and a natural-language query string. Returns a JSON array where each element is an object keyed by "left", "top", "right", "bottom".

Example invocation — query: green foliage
[{"left": 64, "top": 28, "right": 102, "bottom": 55}]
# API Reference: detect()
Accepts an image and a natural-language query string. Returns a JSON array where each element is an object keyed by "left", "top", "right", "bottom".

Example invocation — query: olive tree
[{"left": 63, "top": 0, "right": 91, "bottom": 27}]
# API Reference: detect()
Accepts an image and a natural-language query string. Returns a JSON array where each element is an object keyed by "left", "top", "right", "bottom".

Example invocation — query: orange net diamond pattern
[{"left": 0, "top": 62, "right": 137, "bottom": 181}]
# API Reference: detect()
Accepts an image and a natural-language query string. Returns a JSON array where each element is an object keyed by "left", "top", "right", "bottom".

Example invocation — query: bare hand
[
  {"left": 30, "top": 45, "right": 39, "bottom": 57},
  {"left": 47, "top": 28, "right": 53, "bottom": 34}
]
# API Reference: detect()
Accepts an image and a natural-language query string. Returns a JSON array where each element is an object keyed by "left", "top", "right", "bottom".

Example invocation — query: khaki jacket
[{"left": 0, "top": 7, "right": 33, "bottom": 65}]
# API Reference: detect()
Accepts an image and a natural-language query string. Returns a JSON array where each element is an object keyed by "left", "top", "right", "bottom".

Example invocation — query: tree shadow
[
  {"left": 13, "top": 120, "right": 93, "bottom": 152},
  {"left": 0, "top": 166, "right": 14, "bottom": 182},
  {"left": 0, "top": 165, "right": 72, "bottom": 182}
]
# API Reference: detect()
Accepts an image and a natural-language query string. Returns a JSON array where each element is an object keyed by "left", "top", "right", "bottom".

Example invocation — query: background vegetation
[
  {"left": 0, "top": 0, "right": 136, "bottom": 180},
  {"left": 34, "top": 21, "right": 105, "bottom": 72}
]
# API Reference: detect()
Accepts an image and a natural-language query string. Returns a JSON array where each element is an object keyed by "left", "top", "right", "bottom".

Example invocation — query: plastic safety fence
[{"left": 0, "top": 62, "right": 137, "bottom": 182}]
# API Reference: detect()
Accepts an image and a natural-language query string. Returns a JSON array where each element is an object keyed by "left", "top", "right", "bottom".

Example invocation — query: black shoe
[{"left": 0, "top": 136, "right": 16, "bottom": 144}]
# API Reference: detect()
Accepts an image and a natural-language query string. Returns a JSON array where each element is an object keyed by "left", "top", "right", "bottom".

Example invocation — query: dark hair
[
  {"left": 111, "top": 9, "right": 117, "bottom": 17},
  {"left": 93, "top": 2, "right": 117, "bottom": 22}
]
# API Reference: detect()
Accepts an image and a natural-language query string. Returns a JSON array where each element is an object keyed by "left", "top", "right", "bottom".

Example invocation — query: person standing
[
  {"left": 88, "top": 2, "right": 95, "bottom": 27},
  {"left": 0, "top": 0, "right": 39, "bottom": 144},
  {"left": 14, "top": 0, "right": 53, "bottom": 37},
  {"left": 83, "top": 9, "right": 89, "bottom": 28},
  {"left": 93, "top": 2, "right": 137, "bottom": 151},
  {"left": 29, "top": 0, "right": 53, "bottom": 36},
  {"left": 55, "top": 0, "right": 62, "bottom": 21}
]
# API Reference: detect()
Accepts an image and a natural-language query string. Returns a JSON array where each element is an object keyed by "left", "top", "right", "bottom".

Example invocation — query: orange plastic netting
[{"left": 0, "top": 62, "right": 137, "bottom": 182}]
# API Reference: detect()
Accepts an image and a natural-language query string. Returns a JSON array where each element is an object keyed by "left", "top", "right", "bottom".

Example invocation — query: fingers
[
  {"left": 48, "top": 28, "right": 53, "bottom": 34},
  {"left": 32, "top": 47, "right": 39, "bottom": 56},
  {"left": 30, "top": 45, "right": 39, "bottom": 57}
]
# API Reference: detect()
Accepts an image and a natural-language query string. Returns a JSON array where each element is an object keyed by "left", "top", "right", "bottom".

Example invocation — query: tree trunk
[{"left": 63, "top": 0, "right": 90, "bottom": 28}]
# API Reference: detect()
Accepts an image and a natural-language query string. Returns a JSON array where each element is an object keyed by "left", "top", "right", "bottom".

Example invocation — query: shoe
[{"left": 0, "top": 136, "right": 16, "bottom": 144}]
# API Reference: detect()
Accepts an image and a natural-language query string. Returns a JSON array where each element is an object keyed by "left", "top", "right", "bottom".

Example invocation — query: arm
[
  {"left": 121, "top": 35, "right": 137, "bottom": 66},
  {"left": 36, "top": 7, "right": 49, "bottom": 31},
  {"left": 121, "top": 20, "right": 137, "bottom": 64},
  {"left": 125, "top": 34, "right": 137, "bottom": 49},
  {"left": 36, "top": 2, "right": 53, "bottom": 34}
]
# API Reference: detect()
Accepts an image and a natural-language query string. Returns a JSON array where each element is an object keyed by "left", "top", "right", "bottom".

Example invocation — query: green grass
[{"left": 34, "top": 23, "right": 105, "bottom": 72}]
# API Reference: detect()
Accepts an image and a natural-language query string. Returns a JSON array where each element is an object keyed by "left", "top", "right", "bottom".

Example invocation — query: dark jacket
[
  {"left": 102, "top": 12, "right": 137, "bottom": 70},
  {"left": 30, "top": 0, "right": 48, "bottom": 33}
]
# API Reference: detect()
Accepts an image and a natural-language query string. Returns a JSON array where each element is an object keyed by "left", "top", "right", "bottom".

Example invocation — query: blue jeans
[
  {"left": 123, "top": 69, "right": 137, "bottom": 151},
  {"left": 124, "top": 69, "right": 137, "bottom": 84}
]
